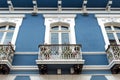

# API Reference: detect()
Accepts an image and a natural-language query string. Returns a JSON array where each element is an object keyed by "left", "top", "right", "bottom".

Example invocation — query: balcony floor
[{"left": 36, "top": 59, "right": 85, "bottom": 64}]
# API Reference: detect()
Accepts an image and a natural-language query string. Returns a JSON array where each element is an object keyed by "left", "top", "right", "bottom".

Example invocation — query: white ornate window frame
[
  {"left": 44, "top": 14, "right": 76, "bottom": 44},
  {"left": 95, "top": 14, "right": 120, "bottom": 49},
  {"left": 0, "top": 14, "right": 25, "bottom": 47}
]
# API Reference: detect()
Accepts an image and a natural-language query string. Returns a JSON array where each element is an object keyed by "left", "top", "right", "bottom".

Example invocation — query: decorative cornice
[{"left": 43, "top": 14, "right": 76, "bottom": 18}]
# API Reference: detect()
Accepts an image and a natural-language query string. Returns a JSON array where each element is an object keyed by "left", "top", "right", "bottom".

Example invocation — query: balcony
[
  {"left": 0, "top": 44, "right": 14, "bottom": 74},
  {"left": 106, "top": 45, "right": 120, "bottom": 74},
  {"left": 36, "top": 44, "right": 85, "bottom": 74}
]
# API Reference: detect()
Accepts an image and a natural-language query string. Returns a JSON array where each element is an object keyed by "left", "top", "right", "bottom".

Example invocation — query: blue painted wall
[
  {"left": 12, "top": 54, "right": 38, "bottom": 65},
  {"left": 83, "top": 54, "right": 109, "bottom": 65},
  {"left": 16, "top": 14, "right": 105, "bottom": 52},
  {"left": 15, "top": 14, "right": 45, "bottom": 52},
  {"left": 75, "top": 14, "right": 105, "bottom": 52}
]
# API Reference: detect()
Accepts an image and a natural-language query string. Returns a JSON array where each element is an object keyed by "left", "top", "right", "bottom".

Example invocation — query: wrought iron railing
[
  {"left": 38, "top": 44, "right": 82, "bottom": 60},
  {"left": 106, "top": 45, "right": 120, "bottom": 63},
  {"left": 0, "top": 44, "right": 14, "bottom": 64}
]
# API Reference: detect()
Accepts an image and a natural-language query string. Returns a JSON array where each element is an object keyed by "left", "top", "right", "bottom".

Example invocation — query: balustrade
[
  {"left": 0, "top": 44, "right": 14, "bottom": 64},
  {"left": 0, "top": 43, "right": 14, "bottom": 74},
  {"left": 38, "top": 44, "right": 82, "bottom": 60},
  {"left": 106, "top": 45, "right": 120, "bottom": 63}
]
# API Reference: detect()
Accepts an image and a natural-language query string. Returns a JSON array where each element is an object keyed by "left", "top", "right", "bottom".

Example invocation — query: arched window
[
  {"left": 44, "top": 14, "right": 76, "bottom": 44},
  {"left": 0, "top": 22, "right": 15, "bottom": 44},
  {"left": 50, "top": 23, "right": 70, "bottom": 44},
  {"left": 105, "top": 24, "right": 120, "bottom": 45},
  {"left": 95, "top": 14, "right": 120, "bottom": 49}
]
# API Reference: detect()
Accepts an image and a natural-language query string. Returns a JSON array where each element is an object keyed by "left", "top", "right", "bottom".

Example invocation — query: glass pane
[
  {"left": 62, "top": 33, "right": 69, "bottom": 44},
  {"left": 61, "top": 26, "right": 68, "bottom": 30},
  {"left": 117, "top": 33, "right": 120, "bottom": 42},
  {"left": 51, "top": 26, "right": 58, "bottom": 30},
  {"left": 114, "top": 26, "right": 120, "bottom": 30},
  {"left": 9, "top": 26, "right": 15, "bottom": 30},
  {"left": 105, "top": 26, "right": 111, "bottom": 30},
  {"left": 4, "top": 32, "right": 13, "bottom": 44},
  {"left": 51, "top": 33, "right": 58, "bottom": 44},
  {"left": 107, "top": 33, "right": 115, "bottom": 40},
  {"left": 0, "top": 26, "right": 6, "bottom": 30},
  {"left": 0, "top": 32, "right": 3, "bottom": 42}
]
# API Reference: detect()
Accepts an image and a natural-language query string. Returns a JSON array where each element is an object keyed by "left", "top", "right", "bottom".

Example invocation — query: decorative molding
[
  {"left": 0, "top": 14, "right": 25, "bottom": 18},
  {"left": 43, "top": 14, "right": 76, "bottom": 18},
  {"left": 95, "top": 14, "right": 120, "bottom": 18}
]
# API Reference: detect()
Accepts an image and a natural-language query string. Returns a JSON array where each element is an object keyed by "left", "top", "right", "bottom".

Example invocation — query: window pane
[
  {"left": 51, "top": 33, "right": 58, "bottom": 44},
  {"left": 51, "top": 26, "right": 59, "bottom": 30},
  {"left": 9, "top": 26, "right": 15, "bottom": 30},
  {"left": 62, "top": 33, "right": 69, "bottom": 44},
  {"left": 105, "top": 26, "right": 111, "bottom": 30},
  {"left": 61, "top": 26, "right": 68, "bottom": 30},
  {"left": 4, "top": 32, "right": 13, "bottom": 44},
  {"left": 114, "top": 26, "right": 120, "bottom": 30},
  {"left": 0, "top": 32, "right": 3, "bottom": 42},
  {"left": 117, "top": 33, "right": 120, "bottom": 42},
  {"left": 107, "top": 33, "right": 115, "bottom": 40},
  {"left": 0, "top": 26, "right": 6, "bottom": 30}
]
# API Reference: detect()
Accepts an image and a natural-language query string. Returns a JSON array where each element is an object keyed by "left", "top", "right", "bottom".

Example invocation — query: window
[
  {"left": 0, "top": 14, "right": 25, "bottom": 46},
  {"left": 50, "top": 25, "right": 69, "bottom": 44},
  {"left": 105, "top": 25, "right": 120, "bottom": 45},
  {"left": 95, "top": 14, "right": 120, "bottom": 49},
  {"left": 44, "top": 14, "right": 76, "bottom": 44},
  {"left": 0, "top": 24, "right": 15, "bottom": 44}
]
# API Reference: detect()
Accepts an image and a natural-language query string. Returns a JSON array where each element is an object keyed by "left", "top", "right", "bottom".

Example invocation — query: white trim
[
  {"left": 0, "top": 14, "right": 25, "bottom": 18},
  {"left": 36, "top": 59, "right": 85, "bottom": 64},
  {"left": 11, "top": 65, "right": 109, "bottom": 70},
  {"left": 0, "top": 8, "right": 120, "bottom": 14},
  {"left": 0, "top": 60, "right": 12, "bottom": 68},
  {"left": 83, "top": 65, "right": 109, "bottom": 70},
  {"left": 11, "top": 66, "right": 38, "bottom": 70},
  {"left": 82, "top": 52, "right": 106, "bottom": 54},
  {"left": 108, "top": 60, "right": 120, "bottom": 69},
  {"left": 95, "top": 14, "right": 120, "bottom": 18},
  {"left": 44, "top": 14, "right": 76, "bottom": 18},
  {"left": 44, "top": 14, "right": 76, "bottom": 44}
]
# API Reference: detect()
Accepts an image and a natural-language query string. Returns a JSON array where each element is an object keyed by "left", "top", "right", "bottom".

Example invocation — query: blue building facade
[{"left": 0, "top": 0, "right": 120, "bottom": 80}]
